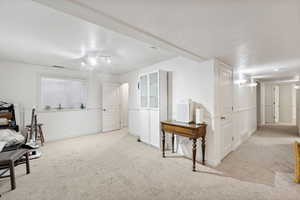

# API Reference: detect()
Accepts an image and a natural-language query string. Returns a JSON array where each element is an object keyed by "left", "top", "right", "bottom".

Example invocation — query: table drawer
[
  {"left": 174, "top": 126, "right": 194, "bottom": 136},
  {"left": 162, "top": 124, "right": 175, "bottom": 133}
]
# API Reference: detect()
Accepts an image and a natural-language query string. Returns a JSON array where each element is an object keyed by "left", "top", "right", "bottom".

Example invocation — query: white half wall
[
  {"left": 233, "top": 72, "right": 257, "bottom": 149},
  {"left": 0, "top": 61, "right": 119, "bottom": 141}
]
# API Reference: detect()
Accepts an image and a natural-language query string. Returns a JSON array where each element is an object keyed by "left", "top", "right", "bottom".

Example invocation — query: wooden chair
[{"left": 294, "top": 141, "right": 300, "bottom": 183}]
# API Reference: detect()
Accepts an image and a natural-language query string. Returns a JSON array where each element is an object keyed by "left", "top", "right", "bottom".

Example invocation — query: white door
[
  {"left": 218, "top": 65, "right": 234, "bottom": 158},
  {"left": 265, "top": 85, "right": 275, "bottom": 123},
  {"left": 274, "top": 85, "right": 280, "bottom": 123},
  {"left": 102, "top": 83, "right": 121, "bottom": 132},
  {"left": 279, "top": 85, "right": 293, "bottom": 123}
]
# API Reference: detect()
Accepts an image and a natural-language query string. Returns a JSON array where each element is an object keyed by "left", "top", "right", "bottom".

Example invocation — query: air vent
[{"left": 51, "top": 65, "right": 65, "bottom": 69}]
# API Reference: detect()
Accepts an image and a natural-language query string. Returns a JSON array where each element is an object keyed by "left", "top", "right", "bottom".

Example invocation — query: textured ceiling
[
  {"left": 0, "top": 0, "right": 175, "bottom": 74},
  {"left": 35, "top": 0, "right": 300, "bottom": 80}
]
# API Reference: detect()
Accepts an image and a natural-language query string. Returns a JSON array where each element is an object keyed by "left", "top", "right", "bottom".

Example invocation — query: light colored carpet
[
  {"left": 0, "top": 127, "right": 299, "bottom": 200},
  {"left": 216, "top": 125, "right": 300, "bottom": 186}
]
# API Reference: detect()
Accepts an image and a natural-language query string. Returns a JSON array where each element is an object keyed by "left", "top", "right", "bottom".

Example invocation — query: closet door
[
  {"left": 149, "top": 72, "right": 159, "bottom": 109},
  {"left": 140, "top": 75, "right": 148, "bottom": 108},
  {"left": 217, "top": 64, "right": 234, "bottom": 158}
]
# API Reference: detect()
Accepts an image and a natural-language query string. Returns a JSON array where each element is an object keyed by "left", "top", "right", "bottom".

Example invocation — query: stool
[
  {"left": 0, "top": 149, "right": 30, "bottom": 190},
  {"left": 26, "top": 123, "right": 45, "bottom": 146}
]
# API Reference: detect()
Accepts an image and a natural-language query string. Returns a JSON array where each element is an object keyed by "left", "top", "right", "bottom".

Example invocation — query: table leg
[
  {"left": 192, "top": 139, "right": 197, "bottom": 172},
  {"left": 25, "top": 152, "right": 30, "bottom": 174},
  {"left": 9, "top": 160, "right": 16, "bottom": 190},
  {"left": 38, "top": 125, "right": 45, "bottom": 146},
  {"left": 172, "top": 133, "right": 175, "bottom": 153},
  {"left": 162, "top": 130, "right": 165, "bottom": 158},
  {"left": 201, "top": 136, "right": 206, "bottom": 165}
]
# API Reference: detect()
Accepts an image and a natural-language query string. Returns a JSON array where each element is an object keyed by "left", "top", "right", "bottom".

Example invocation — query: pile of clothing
[{"left": 0, "top": 129, "right": 25, "bottom": 151}]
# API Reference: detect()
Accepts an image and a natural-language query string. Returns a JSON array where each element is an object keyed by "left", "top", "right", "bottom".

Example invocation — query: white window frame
[
  {"left": 38, "top": 74, "right": 88, "bottom": 111},
  {"left": 138, "top": 70, "right": 160, "bottom": 110}
]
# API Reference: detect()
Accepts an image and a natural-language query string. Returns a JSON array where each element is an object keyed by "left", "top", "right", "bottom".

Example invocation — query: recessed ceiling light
[
  {"left": 248, "top": 82, "right": 258, "bottom": 87},
  {"left": 274, "top": 68, "right": 279, "bottom": 72},
  {"left": 88, "top": 56, "right": 98, "bottom": 66},
  {"left": 235, "top": 79, "right": 247, "bottom": 84}
]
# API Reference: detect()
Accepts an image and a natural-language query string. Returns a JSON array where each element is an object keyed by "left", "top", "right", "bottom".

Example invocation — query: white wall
[
  {"left": 120, "top": 57, "right": 218, "bottom": 165},
  {"left": 256, "top": 82, "right": 261, "bottom": 126},
  {"left": 232, "top": 73, "right": 257, "bottom": 149},
  {"left": 296, "top": 89, "right": 300, "bottom": 135},
  {"left": 279, "top": 85, "right": 294, "bottom": 123},
  {"left": 0, "top": 61, "right": 119, "bottom": 141},
  {"left": 120, "top": 56, "right": 257, "bottom": 166}
]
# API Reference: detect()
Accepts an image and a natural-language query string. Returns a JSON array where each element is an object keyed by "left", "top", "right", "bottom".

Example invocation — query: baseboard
[
  {"left": 233, "top": 138, "right": 242, "bottom": 151},
  {"left": 206, "top": 158, "right": 221, "bottom": 167},
  {"left": 232, "top": 128, "right": 257, "bottom": 151}
]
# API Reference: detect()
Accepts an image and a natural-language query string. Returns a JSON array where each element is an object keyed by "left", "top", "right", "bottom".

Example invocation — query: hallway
[{"left": 216, "top": 126, "right": 300, "bottom": 187}]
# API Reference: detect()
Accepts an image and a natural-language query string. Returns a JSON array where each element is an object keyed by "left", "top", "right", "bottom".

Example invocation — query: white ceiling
[
  {"left": 34, "top": 0, "right": 300, "bottom": 81},
  {"left": 0, "top": 0, "right": 175, "bottom": 74}
]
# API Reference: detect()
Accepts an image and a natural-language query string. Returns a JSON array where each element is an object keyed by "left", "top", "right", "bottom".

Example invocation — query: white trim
[
  {"left": 232, "top": 128, "right": 256, "bottom": 151},
  {"left": 37, "top": 73, "right": 88, "bottom": 110},
  {"left": 233, "top": 106, "right": 257, "bottom": 113},
  {"left": 206, "top": 158, "right": 221, "bottom": 167}
]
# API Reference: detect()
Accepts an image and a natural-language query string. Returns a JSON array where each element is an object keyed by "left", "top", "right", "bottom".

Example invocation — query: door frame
[
  {"left": 214, "top": 60, "right": 234, "bottom": 161},
  {"left": 102, "top": 82, "right": 121, "bottom": 132}
]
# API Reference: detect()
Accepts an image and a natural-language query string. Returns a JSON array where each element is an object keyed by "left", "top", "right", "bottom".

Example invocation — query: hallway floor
[
  {"left": 0, "top": 127, "right": 300, "bottom": 200},
  {"left": 217, "top": 125, "right": 300, "bottom": 186}
]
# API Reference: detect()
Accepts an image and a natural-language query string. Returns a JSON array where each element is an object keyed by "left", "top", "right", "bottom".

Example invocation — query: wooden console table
[{"left": 161, "top": 120, "right": 207, "bottom": 171}]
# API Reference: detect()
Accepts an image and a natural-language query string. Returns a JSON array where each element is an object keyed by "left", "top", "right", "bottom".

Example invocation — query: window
[{"left": 40, "top": 77, "right": 87, "bottom": 110}]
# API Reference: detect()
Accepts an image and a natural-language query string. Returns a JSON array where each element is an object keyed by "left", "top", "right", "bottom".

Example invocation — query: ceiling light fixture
[
  {"left": 87, "top": 55, "right": 98, "bottom": 66},
  {"left": 80, "top": 52, "right": 112, "bottom": 70},
  {"left": 235, "top": 79, "right": 247, "bottom": 85},
  {"left": 294, "top": 85, "right": 300, "bottom": 89},
  {"left": 274, "top": 68, "right": 279, "bottom": 72},
  {"left": 106, "top": 57, "right": 112, "bottom": 64},
  {"left": 248, "top": 82, "right": 258, "bottom": 87}
]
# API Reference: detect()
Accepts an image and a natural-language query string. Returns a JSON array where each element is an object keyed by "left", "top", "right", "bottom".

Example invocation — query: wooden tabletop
[{"left": 161, "top": 120, "right": 206, "bottom": 129}]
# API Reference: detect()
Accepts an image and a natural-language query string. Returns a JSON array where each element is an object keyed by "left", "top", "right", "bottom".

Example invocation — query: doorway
[
  {"left": 102, "top": 83, "right": 121, "bottom": 132},
  {"left": 217, "top": 63, "right": 234, "bottom": 158},
  {"left": 263, "top": 83, "right": 296, "bottom": 125},
  {"left": 120, "top": 83, "right": 129, "bottom": 128}
]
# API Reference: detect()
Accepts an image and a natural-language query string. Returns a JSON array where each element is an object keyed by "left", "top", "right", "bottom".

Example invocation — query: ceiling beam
[{"left": 33, "top": 0, "right": 207, "bottom": 63}]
